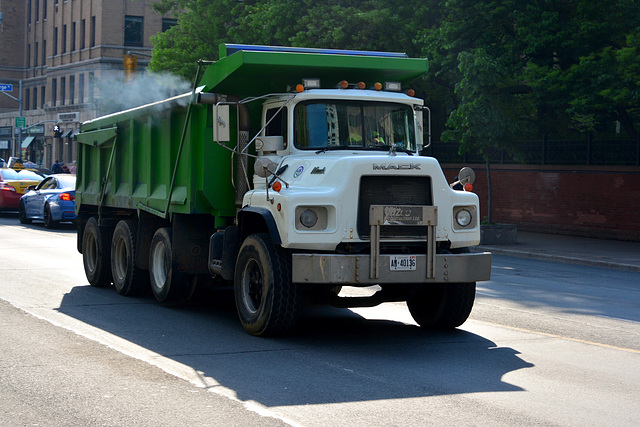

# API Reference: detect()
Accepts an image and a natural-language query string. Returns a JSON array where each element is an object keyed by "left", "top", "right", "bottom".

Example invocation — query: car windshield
[
  {"left": 294, "top": 101, "right": 417, "bottom": 152},
  {"left": 0, "top": 168, "right": 44, "bottom": 181}
]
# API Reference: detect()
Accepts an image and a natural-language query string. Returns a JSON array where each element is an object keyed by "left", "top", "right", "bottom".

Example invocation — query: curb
[{"left": 472, "top": 246, "right": 640, "bottom": 273}]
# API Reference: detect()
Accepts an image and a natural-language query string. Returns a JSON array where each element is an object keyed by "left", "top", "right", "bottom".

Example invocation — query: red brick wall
[{"left": 442, "top": 164, "right": 640, "bottom": 241}]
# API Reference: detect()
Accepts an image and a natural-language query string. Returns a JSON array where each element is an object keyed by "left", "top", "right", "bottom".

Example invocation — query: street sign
[
  {"left": 0, "top": 83, "right": 13, "bottom": 92},
  {"left": 15, "top": 117, "right": 26, "bottom": 128}
]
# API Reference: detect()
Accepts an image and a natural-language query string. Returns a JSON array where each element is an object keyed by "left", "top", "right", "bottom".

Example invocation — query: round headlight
[
  {"left": 455, "top": 209, "right": 472, "bottom": 227},
  {"left": 300, "top": 209, "right": 318, "bottom": 228}
]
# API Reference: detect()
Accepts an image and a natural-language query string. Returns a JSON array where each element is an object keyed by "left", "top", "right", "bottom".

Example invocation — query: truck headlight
[
  {"left": 453, "top": 206, "right": 477, "bottom": 230},
  {"left": 295, "top": 206, "right": 328, "bottom": 231},
  {"left": 300, "top": 209, "right": 318, "bottom": 228},
  {"left": 455, "top": 209, "right": 472, "bottom": 227}
]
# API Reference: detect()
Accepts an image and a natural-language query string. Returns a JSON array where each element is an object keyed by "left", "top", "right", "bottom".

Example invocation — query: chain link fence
[{"left": 425, "top": 136, "right": 640, "bottom": 166}]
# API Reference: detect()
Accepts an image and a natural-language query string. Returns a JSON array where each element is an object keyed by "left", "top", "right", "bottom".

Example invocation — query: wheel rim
[
  {"left": 113, "top": 237, "right": 128, "bottom": 282},
  {"left": 241, "top": 259, "right": 263, "bottom": 314},
  {"left": 151, "top": 240, "right": 168, "bottom": 290}
]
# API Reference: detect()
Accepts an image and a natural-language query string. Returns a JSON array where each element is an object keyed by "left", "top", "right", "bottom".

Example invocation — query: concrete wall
[{"left": 441, "top": 164, "right": 640, "bottom": 241}]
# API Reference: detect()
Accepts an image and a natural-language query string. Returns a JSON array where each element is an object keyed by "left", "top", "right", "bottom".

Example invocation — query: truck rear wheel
[
  {"left": 234, "top": 233, "right": 301, "bottom": 336},
  {"left": 111, "top": 219, "right": 149, "bottom": 296},
  {"left": 149, "top": 227, "right": 186, "bottom": 302},
  {"left": 406, "top": 282, "right": 476, "bottom": 329},
  {"left": 82, "top": 217, "right": 113, "bottom": 288}
]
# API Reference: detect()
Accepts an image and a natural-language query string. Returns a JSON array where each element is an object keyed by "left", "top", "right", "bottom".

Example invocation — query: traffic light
[
  {"left": 123, "top": 54, "right": 138, "bottom": 83},
  {"left": 53, "top": 125, "right": 61, "bottom": 138}
]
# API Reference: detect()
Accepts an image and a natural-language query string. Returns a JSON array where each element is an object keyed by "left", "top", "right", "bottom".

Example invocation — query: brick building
[{"left": 0, "top": 0, "right": 175, "bottom": 167}]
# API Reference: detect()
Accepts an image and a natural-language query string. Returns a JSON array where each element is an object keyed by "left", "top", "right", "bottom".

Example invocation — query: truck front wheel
[
  {"left": 234, "top": 233, "right": 301, "bottom": 336},
  {"left": 406, "top": 282, "right": 476, "bottom": 329},
  {"left": 111, "top": 219, "right": 149, "bottom": 296},
  {"left": 82, "top": 217, "right": 113, "bottom": 288},
  {"left": 149, "top": 227, "right": 186, "bottom": 302}
]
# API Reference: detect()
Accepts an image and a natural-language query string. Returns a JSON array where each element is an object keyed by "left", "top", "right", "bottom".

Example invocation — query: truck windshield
[{"left": 294, "top": 101, "right": 416, "bottom": 152}]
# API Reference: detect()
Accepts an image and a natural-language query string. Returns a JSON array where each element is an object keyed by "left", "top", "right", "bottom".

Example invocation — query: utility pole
[{"left": 0, "top": 79, "right": 23, "bottom": 157}]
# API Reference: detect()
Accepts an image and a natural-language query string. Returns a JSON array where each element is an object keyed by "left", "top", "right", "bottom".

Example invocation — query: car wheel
[
  {"left": 406, "top": 282, "right": 476, "bottom": 329},
  {"left": 18, "top": 200, "right": 31, "bottom": 224},
  {"left": 82, "top": 216, "right": 113, "bottom": 287},
  {"left": 149, "top": 227, "right": 187, "bottom": 302},
  {"left": 111, "top": 219, "right": 149, "bottom": 296},
  {"left": 234, "top": 233, "right": 301, "bottom": 336},
  {"left": 43, "top": 204, "right": 58, "bottom": 229}
]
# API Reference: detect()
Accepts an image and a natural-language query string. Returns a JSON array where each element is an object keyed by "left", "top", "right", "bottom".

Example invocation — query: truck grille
[{"left": 357, "top": 175, "right": 432, "bottom": 239}]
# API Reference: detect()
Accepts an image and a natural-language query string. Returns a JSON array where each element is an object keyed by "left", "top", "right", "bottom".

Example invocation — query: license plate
[{"left": 389, "top": 255, "right": 417, "bottom": 271}]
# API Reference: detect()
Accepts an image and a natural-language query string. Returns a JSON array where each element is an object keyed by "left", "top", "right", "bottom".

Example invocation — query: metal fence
[{"left": 426, "top": 136, "right": 640, "bottom": 166}]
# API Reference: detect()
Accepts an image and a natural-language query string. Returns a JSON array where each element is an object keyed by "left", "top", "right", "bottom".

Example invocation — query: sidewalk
[{"left": 474, "top": 231, "right": 640, "bottom": 273}]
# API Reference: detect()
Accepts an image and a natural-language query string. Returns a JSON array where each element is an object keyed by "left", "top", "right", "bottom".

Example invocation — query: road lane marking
[{"left": 475, "top": 320, "right": 640, "bottom": 354}]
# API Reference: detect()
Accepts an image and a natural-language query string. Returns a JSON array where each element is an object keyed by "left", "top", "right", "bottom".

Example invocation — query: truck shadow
[{"left": 57, "top": 284, "right": 533, "bottom": 407}]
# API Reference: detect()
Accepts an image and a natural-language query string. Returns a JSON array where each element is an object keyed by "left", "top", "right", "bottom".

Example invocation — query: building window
[
  {"left": 43, "top": 0, "right": 47, "bottom": 20},
  {"left": 52, "top": 78, "right": 57, "bottom": 106},
  {"left": 162, "top": 18, "right": 178, "bottom": 32},
  {"left": 78, "top": 73, "right": 84, "bottom": 104},
  {"left": 33, "top": 88, "right": 38, "bottom": 109},
  {"left": 69, "top": 75, "right": 75, "bottom": 105},
  {"left": 41, "top": 86, "right": 46, "bottom": 108},
  {"left": 43, "top": 40, "right": 46, "bottom": 65},
  {"left": 81, "top": 19, "right": 86, "bottom": 49},
  {"left": 72, "top": 22, "right": 76, "bottom": 51},
  {"left": 61, "top": 77, "right": 66, "bottom": 105},
  {"left": 25, "top": 89, "right": 30, "bottom": 110},
  {"left": 90, "top": 17, "right": 96, "bottom": 47},
  {"left": 124, "top": 16, "right": 143, "bottom": 47},
  {"left": 62, "top": 25, "right": 67, "bottom": 54},
  {"left": 35, "top": 43, "right": 39, "bottom": 67},
  {"left": 28, "top": 0, "right": 32, "bottom": 24},
  {"left": 27, "top": 45, "right": 31, "bottom": 68},
  {"left": 54, "top": 28, "right": 58, "bottom": 55},
  {"left": 88, "top": 72, "right": 95, "bottom": 101},
  {"left": 35, "top": 0, "right": 39, "bottom": 22}
]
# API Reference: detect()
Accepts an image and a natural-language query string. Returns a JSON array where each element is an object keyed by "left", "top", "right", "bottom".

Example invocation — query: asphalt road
[{"left": 1, "top": 213, "right": 639, "bottom": 426}]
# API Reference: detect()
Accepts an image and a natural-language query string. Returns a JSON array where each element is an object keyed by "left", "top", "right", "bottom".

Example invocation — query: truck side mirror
[{"left": 213, "top": 105, "right": 230, "bottom": 142}]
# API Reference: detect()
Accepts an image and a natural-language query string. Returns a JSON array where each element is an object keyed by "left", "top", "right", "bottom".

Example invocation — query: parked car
[
  {"left": 0, "top": 167, "right": 44, "bottom": 212},
  {"left": 19, "top": 174, "right": 77, "bottom": 228}
]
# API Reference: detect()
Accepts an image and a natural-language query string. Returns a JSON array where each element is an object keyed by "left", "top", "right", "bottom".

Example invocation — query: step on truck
[{"left": 75, "top": 44, "right": 492, "bottom": 336}]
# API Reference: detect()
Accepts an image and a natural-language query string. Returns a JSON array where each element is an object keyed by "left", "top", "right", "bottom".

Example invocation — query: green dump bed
[
  {"left": 75, "top": 91, "right": 237, "bottom": 222},
  {"left": 75, "top": 44, "right": 428, "bottom": 221}
]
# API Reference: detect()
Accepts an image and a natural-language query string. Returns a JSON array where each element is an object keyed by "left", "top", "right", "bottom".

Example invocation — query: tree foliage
[{"left": 149, "top": 0, "right": 640, "bottom": 141}]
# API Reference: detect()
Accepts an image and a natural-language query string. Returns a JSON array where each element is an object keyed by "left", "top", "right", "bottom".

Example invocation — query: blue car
[{"left": 19, "top": 174, "right": 77, "bottom": 228}]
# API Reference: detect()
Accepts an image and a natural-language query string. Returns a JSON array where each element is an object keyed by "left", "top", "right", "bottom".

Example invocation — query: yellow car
[{"left": 0, "top": 167, "right": 45, "bottom": 212}]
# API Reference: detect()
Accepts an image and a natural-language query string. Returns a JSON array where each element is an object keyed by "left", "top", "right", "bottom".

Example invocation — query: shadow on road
[{"left": 57, "top": 284, "right": 533, "bottom": 407}]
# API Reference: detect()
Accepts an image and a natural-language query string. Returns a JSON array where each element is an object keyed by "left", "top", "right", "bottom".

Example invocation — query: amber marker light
[
  {"left": 374, "top": 82, "right": 383, "bottom": 91},
  {"left": 277, "top": 203, "right": 282, "bottom": 211},
  {"left": 464, "top": 182, "right": 473, "bottom": 192},
  {"left": 272, "top": 181, "right": 282, "bottom": 192},
  {"left": 357, "top": 81, "right": 366, "bottom": 89},
  {"left": 340, "top": 80, "right": 349, "bottom": 89},
  {"left": 407, "top": 88, "right": 416, "bottom": 97},
  {"left": 296, "top": 84, "right": 304, "bottom": 93}
]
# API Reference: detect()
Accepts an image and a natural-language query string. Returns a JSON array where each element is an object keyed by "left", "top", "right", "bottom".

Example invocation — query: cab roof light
[
  {"left": 339, "top": 80, "right": 349, "bottom": 89},
  {"left": 357, "top": 81, "right": 366, "bottom": 89},
  {"left": 296, "top": 84, "right": 305, "bottom": 93},
  {"left": 303, "top": 78, "right": 321, "bottom": 89},
  {"left": 385, "top": 81, "right": 402, "bottom": 91},
  {"left": 374, "top": 82, "right": 383, "bottom": 91},
  {"left": 406, "top": 88, "right": 416, "bottom": 97}
]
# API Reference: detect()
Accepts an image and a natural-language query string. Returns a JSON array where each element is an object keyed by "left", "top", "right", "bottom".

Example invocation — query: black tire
[
  {"left": 43, "top": 204, "right": 57, "bottom": 229},
  {"left": 234, "top": 233, "right": 301, "bottom": 336},
  {"left": 82, "top": 217, "right": 113, "bottom": 288},
  {"left": 148, "top": 227, "right": 186, "bottom": 302},
  {"left": 111, "top": 219, "right": 149, "bottom": 296},
  {"left": 406, "top": 282, "right": 476, "bottom": 329},
  {"left": 18, "top": 200, "right": 31, "bottom": 224}
]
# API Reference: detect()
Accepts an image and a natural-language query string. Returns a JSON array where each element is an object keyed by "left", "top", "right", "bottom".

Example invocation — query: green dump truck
[{"left": 75, "top": 44, "right": 491, "bottom": 336}]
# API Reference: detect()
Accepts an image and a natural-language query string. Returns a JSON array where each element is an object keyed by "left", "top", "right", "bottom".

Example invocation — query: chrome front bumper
[{"left": 292, "top": 252, "right": 492, "bottom": 284}]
